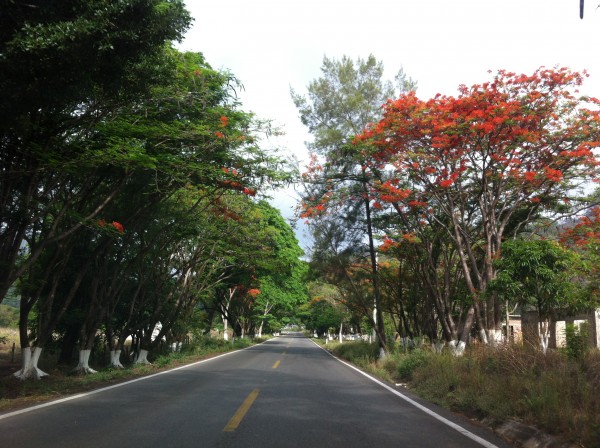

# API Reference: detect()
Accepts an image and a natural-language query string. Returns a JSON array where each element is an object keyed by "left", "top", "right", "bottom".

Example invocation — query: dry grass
[{"left": 330, "top": 341, "right": 600, "bottom": 447}]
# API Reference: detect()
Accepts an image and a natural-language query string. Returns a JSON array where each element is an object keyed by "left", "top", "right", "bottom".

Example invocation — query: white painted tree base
[
  {"left": 540, "top": 335, "right": 550, "bottom": 355},
  {"left": 135, "top": 349, "right": 151, "bottom": 364},
  {"left": 73, "top": 349, "right": 98, "bottom": 374},
  {"left": 448, "top": 340, "right": 466, "bottom": 356},
  {"left": 432, "top": 341, "right": 445, "bottom": 354},
  {"left": 109, "top": 350, "right": 124, "bottom": 369},
  {"left": 14, "top": 347, "right": 49, "bottom": 380}
]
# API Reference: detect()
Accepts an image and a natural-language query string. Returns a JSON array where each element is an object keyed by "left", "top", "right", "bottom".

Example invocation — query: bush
[
  {"left": 564, "top": 322, "right": 589, "bottom": 361},
  {"left": 332, "top": 342, "right": 380, "bottom": 365},
  {"left": 395, "top": 349, "right": 432, "bottom": 381},
  {"left": 0, "top": 304, "right": 19, "bottom": 327}
]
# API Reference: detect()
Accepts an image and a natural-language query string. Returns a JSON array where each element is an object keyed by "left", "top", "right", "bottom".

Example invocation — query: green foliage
[
  {"left": 300, "top": 296, "right": 346, "bottom": 335},
  {"left": 490, "top": 239, "right": 587, "bottom": 319},
  {"left": 564, "top": 322, "right": 589, "bottom": 361},
  {"left": 394, "top": 349, "right": 431, "bottom": 381},
  {"left": 331, "top": 341, "right": 380, "bottom": 363},
  {"left": 291, "top": 54, "right": 415, "bottom": 155},
  {"left": 0, "top": 304, "right": 19, "bottom": 327},
  {"left": 0, "top": 0, "right": 191, "bottom": 122}
]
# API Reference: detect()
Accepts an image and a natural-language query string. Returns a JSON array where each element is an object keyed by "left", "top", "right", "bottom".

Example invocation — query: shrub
[{"left": 332, "top": 341, "right": 379, "bottom": 365}]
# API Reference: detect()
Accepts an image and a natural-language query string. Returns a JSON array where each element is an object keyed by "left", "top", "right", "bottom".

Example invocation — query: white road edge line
[
  {"left": 0, "top": 339, "right": 272, "bottom": 421},
  {"left": 310, "top": 339, "right": 500, "bottom": 448}
]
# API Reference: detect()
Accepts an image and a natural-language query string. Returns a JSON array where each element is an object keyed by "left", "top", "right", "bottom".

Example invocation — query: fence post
[{"left": 11, "top": 342, "right": 16, "bottom": 363}]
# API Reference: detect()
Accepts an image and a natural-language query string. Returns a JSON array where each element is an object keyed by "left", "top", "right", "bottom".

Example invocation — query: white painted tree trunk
[
  {"left": 540, "top": 335, "right": 549, "bottom": 354},
  {"left": 14, "top": 347, "right": 48, "bottom": 380},
  {"left": 448, "top": 340, "right": 466, "bottom": 356},
  {"left": 339, "top": 322, "right": 343, "bottom": 343},
  {"left": 73, "top": 349, "right": 97, "bottom": 374},
  {"left": 222, "top": 316, "right": 229, "bottom": 341},
  {"left": 109, "top": 350, "right": 124, "bottom": 368},
  {"left": 257, "top": 322, "right": 263, "bottom": 338},
  {"left": 487, "top": 329, "right": 503, "bottom": 346},
  {"left": 479, "top": 329, "right": 489, "bottom": 345},
  {"left": 539, "top": 320, "right": 550, "bottom": 354},
  {"left": 432, "top": 341, "right": 445, "bottom": 354},
  {"left": 135, "top": 349, "right": 151, "bottom": 364}
]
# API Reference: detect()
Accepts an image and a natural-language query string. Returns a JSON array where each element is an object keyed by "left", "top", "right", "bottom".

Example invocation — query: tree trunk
[
  {"left": 135, "top": 349, "right": 151, "bottom": 364},
  {"left": 362, "top": 176, "right": 387, "bottom": 355},
  {"left": 73, "top": 349, "right": 97, "bottom": 374},
  {"left": 539, "top": 320, "right": 550, "bottom": 354},
  {"left": 222, "top": 315, "right": 229, "bottom": 341},
  {"left": 14, "top": 347, "right": 48, "bottom": 380},
  {"left": 109, "top": 349, "right": 124, "bottom": 368},
  {"left": 257, "top": 321, "right": 264, "bottom": 338}
]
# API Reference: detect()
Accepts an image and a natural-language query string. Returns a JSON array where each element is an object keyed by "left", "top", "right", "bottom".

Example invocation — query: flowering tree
[
  {"left": 357, "top": 67, "right": 600, "bottom": 351},
  {"left": 293, "top": 55, "right": 417, "bottom": 355}
]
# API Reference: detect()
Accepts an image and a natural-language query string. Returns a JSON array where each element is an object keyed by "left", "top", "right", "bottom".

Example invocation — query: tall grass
[{"left": 330, "top": 341, "right": 600, "bottom": 447}]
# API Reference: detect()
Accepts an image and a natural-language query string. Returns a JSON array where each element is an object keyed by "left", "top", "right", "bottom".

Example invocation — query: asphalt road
[{"left": 1, "top": 334, "right": 513, "bottom": 447}]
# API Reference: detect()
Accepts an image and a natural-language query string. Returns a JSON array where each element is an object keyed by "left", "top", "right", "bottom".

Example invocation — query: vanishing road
[{"left": 1, "top": 334, "right": 512, "bottom": 447}]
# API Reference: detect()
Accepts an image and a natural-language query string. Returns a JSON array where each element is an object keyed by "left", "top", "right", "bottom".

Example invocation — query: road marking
[
  {"left": 310, "top": 339, "right": 500, "bottom": 448},
  {"left": 272, "top": 360, "right": 281, "bottom": 369},
  {"left": 223, "top": 388, "right": 260, "bottom": 432}
]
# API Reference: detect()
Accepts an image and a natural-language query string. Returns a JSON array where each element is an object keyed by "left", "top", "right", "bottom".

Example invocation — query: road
[{"left": 1, "top": 334, "right": 513, "bottom": 447}]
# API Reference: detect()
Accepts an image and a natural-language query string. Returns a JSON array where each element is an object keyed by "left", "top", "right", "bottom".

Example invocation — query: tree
[
  {"left": 10, "top": 46, "right": 293, "bottom": 378},
  {"left": 249, "top": 202, "right": 308, "bottom": 337},
  {"left": 0, "top": 0, "right": 191, "bottom": 304},
  {"left": 490, "top": 239, "right": 589, "bottom": 353},
  {"left": 293, "top": 54, "right": 417, "bottom": 355},
  {"left": 357, "top": 67, "right": 600, "bottom": 352}
]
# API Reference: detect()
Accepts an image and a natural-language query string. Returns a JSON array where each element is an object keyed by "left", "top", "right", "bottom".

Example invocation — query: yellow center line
[
  {"left": 223, "top": 388, "right": 260, "bottom": 432},
  {"left": 272, "top": 360, "right": 281, "bottom": 369}
]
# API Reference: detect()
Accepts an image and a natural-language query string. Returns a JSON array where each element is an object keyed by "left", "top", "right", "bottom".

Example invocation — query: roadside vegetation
[
  {"left": 1, "top": 1, "right": 307, "bottom": 381},
  {"left": 326, "top": 340, "right": 600, "bottom": 447},
  {"left": 295, "top": 54, "right": 600, "bottom": 446},
  {"left": 0, "top": 336, "right": 265, "bottom": 412}
]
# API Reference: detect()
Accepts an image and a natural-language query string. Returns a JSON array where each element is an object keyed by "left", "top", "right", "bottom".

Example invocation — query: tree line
[
  {"left": 294, "top": 55, "right": 600, "bottom": 355},
  {"left": 1, "top": 1, "right": 307, "bottom": 379}
]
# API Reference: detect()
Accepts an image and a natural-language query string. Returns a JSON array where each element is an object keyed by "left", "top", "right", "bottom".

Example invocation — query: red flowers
[
  {"left": 220, "top": 116, "right": 229, "bottom": 127},
  {"left": 247, "top": 288, "right": 261, "bottom": 297},
  {"left": 215, "top": 131, "right": 225, "bottom": 139},
  {"left": 544, "top": 167, "right": 563, "bottom": 182},
  {"left": 97, "top": 219, "right": 124, "bottom": 234},
  {"left": 111, "top": 222, "right": 124, "bottom": 234}
]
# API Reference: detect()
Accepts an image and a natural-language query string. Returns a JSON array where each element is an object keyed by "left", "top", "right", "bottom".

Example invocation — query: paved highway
[{"left": 1, "top": 334, "right": 513, "bottom": 447}]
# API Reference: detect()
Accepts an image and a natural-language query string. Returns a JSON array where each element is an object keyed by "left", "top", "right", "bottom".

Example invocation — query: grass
[
  {"left": 326, "top": 340, "right": 600, "bottom": 447},
  {"left": 0, "top": 336, "right": 266, "bottom": 413}
]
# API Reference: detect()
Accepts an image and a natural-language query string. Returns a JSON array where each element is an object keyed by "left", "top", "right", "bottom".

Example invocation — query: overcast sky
[{"left": 179, "top": 0, "right": 600, "bottom": 249}]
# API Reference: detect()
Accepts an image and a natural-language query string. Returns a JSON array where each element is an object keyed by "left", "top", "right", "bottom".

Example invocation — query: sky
[{"left": 178, "top": 0, "right": 600, "bottom": 249}]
